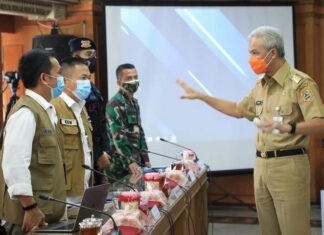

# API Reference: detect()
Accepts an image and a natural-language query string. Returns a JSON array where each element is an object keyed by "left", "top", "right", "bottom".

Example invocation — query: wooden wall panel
[
  {"left": 209, "top": 174, "right": 255, "bottom": 205},
  {"left": 0, "top": 0, "right": 98, "bottom": 120},
  {"left": 295, "top": 3, "right": 324, "bottom": 203},
  {"left": 93, "top": 2, "right": 107, "bottom": 99},
  {"left": 0, "top": 15, "right": 14, "bottom": 33},
  {"left": 0, "top": 15, "right": 16, "bottom": 126},
  {"left": 1, "top": 45, "right": 24, "bottom": 119},
  {"left": 0, "top": 36, "right": 2, "bottom": 126}
]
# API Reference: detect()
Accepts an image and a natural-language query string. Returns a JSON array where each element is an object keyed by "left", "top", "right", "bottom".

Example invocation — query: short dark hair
[
  {"left": 18, "top": 49, "right": 52, "bottom": 89},
  {"left": 116, "top": 63, "right": 135, "bottom": 79},
  {"left": 60, "top": 56, "right": 88, "bottom": 71}
]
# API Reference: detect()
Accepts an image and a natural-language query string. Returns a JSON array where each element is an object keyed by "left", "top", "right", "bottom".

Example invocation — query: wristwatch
[
  {"left": 288, "top": 122, "right": 296, "bottom": 134},
  {"left": 22, "top": 202, "right": 38, "bottom": 211}
]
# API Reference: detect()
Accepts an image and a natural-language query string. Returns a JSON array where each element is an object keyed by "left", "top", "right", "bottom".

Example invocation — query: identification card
[
  {"left": 272, "top": 115, "right": 282, "bottom": 135},
  {"left": 273, "top": 116, "right": 283, "bottom": 124}
]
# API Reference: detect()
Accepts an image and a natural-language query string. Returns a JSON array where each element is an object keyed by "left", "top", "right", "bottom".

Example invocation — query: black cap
[{"left": 68, "top": 37, "right": 96, "bottom": 52}]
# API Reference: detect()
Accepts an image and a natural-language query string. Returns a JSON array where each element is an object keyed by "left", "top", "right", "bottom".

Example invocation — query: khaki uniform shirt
[{"left": 237, "top": 62, "right": 324, "bottom": 152}]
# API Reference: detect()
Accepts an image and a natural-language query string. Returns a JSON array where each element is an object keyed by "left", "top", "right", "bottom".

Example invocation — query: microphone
[
  {"left": 144, "top": 149, "right": 179, "bottom": 161},
  {"left": 38, "top": 194, "right": 121, "bottom": 235},
  {"left": 116, "top": 153, "right": 159, "bottom": 173},
  {"left": 159, "top": 138, "right": 199, "bottom": 161},
  {"left": 82, "top": 164, "right": 136, "bottom": 191}
]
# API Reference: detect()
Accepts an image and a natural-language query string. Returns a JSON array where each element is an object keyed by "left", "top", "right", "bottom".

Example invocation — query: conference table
[{"left": 33, "top": 168, "right": 208, "bottom": 235}]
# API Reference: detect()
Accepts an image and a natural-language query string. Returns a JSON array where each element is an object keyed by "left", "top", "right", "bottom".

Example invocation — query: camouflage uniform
[
  {"left": 85, "top": 82, "right": 111, "bottom": 185},
  {"left": 106, "top": 90, "right": 149, "bottom": 179}
]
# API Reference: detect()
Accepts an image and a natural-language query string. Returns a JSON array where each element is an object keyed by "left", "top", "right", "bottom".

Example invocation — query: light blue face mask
[
  {"left": 51, "top": 76, "right": 65, "bottom": 98},
  {"left": 74, "top": 80, "right": 91, "bottom": 100}
]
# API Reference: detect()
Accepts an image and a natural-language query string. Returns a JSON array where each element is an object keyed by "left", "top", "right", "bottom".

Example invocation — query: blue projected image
[{"left": 105, "top": 6, "right": 294, "bottom": 171}]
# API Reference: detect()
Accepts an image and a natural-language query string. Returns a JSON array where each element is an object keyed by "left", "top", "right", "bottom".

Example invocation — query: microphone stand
[
  {"left": 159, "top": 138, "right": 199, "bottom": 162},
  {"left": 115, "top": 153, "right": 158, "bottom": 172},
  {"left": 144, "top": 150, "right": 179, "bottom": 161},
  {"left": 82, "top": 164, "right": 136, "bottom": 191}
]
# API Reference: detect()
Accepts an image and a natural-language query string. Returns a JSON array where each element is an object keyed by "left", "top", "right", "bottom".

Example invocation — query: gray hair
[{"left": 248, "top": 26, "right": 285, "bottom": 58}]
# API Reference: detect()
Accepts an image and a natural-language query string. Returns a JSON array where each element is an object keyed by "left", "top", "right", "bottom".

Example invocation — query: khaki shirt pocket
[
  {"left": 278, "top": 105, "right": 293, "bottom": 116},
  {"left": 60, "top": 125, "right": 80, "bottom": 150},
  {"left": 38, "top": 136, "right": 58, "bottom": 164},
  {"left": 59, "top": 125, "right": 80, "bottom": 190},
  {"left": 34, "top": 136, "right": 58, "bottom": 192}
]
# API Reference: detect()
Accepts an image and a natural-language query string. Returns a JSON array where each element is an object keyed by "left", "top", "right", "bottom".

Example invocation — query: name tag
[{"left": 61, "top": 118, "right": 77, "bottom": 126}]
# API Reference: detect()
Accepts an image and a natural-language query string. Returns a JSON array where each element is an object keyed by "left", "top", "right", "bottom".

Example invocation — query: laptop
[{"left": 35, "top": 183, "right": 110, "bottom": 233}]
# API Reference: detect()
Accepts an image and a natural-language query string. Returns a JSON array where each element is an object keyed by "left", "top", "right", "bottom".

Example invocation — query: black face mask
[
  {"left": 87, "top": 56, "right": 97, "bottom": 74},
  {"left": 76, "top": 55, "right": 96, "bottom": 74}
]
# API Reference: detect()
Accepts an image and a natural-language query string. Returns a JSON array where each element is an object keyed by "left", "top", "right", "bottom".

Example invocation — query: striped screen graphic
[{"left": 105, "top": 5, "right": 294, "bottom": 171}]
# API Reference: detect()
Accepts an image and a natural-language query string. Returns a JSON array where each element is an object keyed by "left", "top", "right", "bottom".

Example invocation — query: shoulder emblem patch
[
  {"left": 300, "top": 86, "right": 313, "bottom": 102},
  {"left": 291, "top": 75, "right": 302, "bottom": 84}
]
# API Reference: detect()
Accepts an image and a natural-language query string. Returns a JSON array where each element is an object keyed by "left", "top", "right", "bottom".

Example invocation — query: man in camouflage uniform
[
  {"left": 177, "top": 26, "right": 324, "bottom": 235},
  {"left": 69, "top": 37, "right": 111, "bottom": 185},
  {"left": 106, "top": 63, "right": 150, "bottom": 179}
]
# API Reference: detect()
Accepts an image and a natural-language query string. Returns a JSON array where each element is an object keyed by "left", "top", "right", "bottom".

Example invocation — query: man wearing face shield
[
  {"left": 51, "top": 57, "right": 93, "bottom": 217},
  {"left": 68, "top": 37, "right": 111, "bottom": 186},
  {"left": 106, "top": 63, "right": 151, "bottom": 179},
  {"left": 177, "top": 26, "right": 324, "bottom": 235},
  {"left": 0, "top": 49, "right": 66, "bottom": 234}
]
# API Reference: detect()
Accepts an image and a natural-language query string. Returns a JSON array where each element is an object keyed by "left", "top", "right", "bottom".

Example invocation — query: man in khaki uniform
[
  {"left": 51, "top": 57, "right": 93, "bottom": 210},
  {"left": 0, "top": 49, "right": 66, "bottom": 234},
  {"left": 177, "top": 26, "right": 324, "bottom": 235}
]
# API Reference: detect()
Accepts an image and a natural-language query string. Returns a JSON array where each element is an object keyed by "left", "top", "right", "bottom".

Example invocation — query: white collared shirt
[
  {"left": 2, "top": 89, "right": 57, "bottom": 198},
  {"left": 60, "top": 92, "right": 91, "bottom": 204}
]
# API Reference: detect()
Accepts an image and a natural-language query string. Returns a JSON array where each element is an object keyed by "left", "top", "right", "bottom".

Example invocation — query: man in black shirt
[{"left": 69, "top": 37, "right": 111, "bottom": 185}]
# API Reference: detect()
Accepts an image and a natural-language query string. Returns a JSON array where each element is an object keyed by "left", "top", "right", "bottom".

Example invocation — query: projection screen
[{"left": 104, "top": 3, "right": 295, "bottom": 171}]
